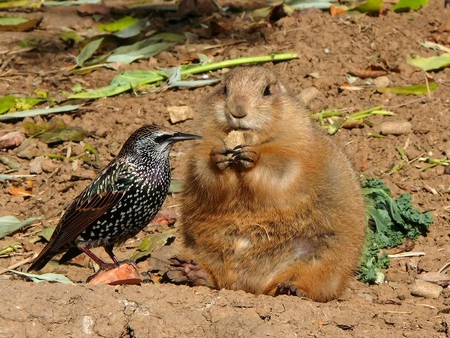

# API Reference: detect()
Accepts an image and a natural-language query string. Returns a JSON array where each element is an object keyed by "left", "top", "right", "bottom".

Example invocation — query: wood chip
[
  {"left": 381, "top": 121, "right": 412, "bottom": 135},
  {"left": 411, "top": 279, "right": 443, "bottom": 299}
]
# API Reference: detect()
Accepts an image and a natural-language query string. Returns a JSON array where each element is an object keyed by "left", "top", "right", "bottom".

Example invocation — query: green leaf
[
  {"left": 60, "top": 31, "right": 84, "bottom": 44},
  {"left": 0, "top": 105, "right": 80, "bottom": 122},
  {"left": 0, "top": 16, "right": 28, "bottom": 25},
  {"left": 349, "top": 0, "right": 382, "bottom": 14},
  {"left": 107, "top": 41, "right": 174, "bottom": 64},
  {"left": 98, "top": 16, "right": 138, "bottom": 32},
  {"left": 129, "top": 229, "right": 177, "bottom": 261},
  {"left": 8, "top": 270, "right": 75, "bottom": 285},
  {"left": 391, "top": 0, "right": 428, "bottom": 12},
  {"left": 0, "top": 216, "right": 40, "bottom": 240},
  {"left": 376, "top": 83, "right": 437, "bottom": 95},
  {"left": 77, "top": 37, "right": 104, "bottom": 67},
  {"left": 36, "top": 227, "right": 55, "bottom": 242},
  {"left": 113, "top": 19, "right": 148, "bottom": 39},
  {"left": 0, "top": 95, "right": 16, "bottom": 114},
  {"left": 406, "top": 53, "right": 450, "bottom": 71}
]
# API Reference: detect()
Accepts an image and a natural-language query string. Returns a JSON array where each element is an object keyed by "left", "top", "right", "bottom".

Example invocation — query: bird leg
[
  {"left": 81, "top": 246, "right": 114, "bottom": 271},
  {"left": 104, "top": 244, "right": 120, "bottom": 266}
]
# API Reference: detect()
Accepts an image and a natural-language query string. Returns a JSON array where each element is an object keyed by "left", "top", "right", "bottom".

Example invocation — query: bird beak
[{"left": 168, "top": 132, "right": 202, "bottom": 143}]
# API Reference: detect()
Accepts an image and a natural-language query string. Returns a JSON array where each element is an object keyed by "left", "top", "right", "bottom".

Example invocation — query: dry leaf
[{"left": 8, "top": 187, "right": 33, "bottom": 197}]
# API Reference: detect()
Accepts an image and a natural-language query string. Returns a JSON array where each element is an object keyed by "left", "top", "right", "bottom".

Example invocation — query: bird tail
[{"left": 27, "top": 250, "right": 54, "bottom": 272}]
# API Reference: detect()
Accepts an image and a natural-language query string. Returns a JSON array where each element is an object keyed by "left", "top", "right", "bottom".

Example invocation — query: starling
[{"left": 28, "top": 125, "right": 201, "bottom": 272}]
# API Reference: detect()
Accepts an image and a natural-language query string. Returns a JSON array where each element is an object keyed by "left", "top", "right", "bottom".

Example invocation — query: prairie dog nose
[{"left": 230, "top": 103, "right": 248, "bottom": 118}]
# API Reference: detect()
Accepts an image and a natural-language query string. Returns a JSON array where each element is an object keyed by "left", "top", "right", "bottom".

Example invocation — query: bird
[
  {"left": 28, "top": 125, "right": 201, "bottom": 272},
  {"left": 179, "top": 67, "right": 366, "bottom": 302}
]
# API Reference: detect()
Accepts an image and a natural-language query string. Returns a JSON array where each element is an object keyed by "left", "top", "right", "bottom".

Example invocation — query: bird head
[{"left": 118, "top": 125, "right": 201, "bottom": 161}]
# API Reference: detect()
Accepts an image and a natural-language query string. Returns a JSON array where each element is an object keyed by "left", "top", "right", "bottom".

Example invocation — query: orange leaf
[
  {"left": 330, "top": 5, "right": 347, "bottom": 16},
  {"left": 8, "top": 187, "right": 33, "bottom": 197}
]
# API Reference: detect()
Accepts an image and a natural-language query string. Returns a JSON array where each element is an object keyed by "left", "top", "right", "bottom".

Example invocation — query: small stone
[
  {"left": 374, "top": 76, "right": 391, "bottom": 88},
  {"left": 29, "top": 156, "right": 44, "bottom": 174},
  {"left": 41, "top": 158, "right": 56, "bottom": 173},
  {"left": 0, "top": 131, "right": 25, "bottom": 149},
  {"left": 411, "top": 279, "right": 443, "bottom": 299},
  {"left": 167, "top": 106, "right": 194, "bottom": 124},
  {"left": 16, "top": 139, "right": 41, "bottom": 159}
]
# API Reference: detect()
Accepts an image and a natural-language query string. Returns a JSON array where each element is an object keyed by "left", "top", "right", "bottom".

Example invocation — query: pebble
[{"left": 167, "top": 106, "right": 194, "bottom": 124}]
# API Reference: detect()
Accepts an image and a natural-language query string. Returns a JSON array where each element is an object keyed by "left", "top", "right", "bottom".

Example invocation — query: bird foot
[{"left": 87, "top": 260, "right": 142, "bottom": 285}]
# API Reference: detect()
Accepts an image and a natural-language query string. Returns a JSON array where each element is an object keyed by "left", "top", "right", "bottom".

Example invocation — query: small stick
[
  {"left": 388, "top": 252, "right": 425, "bottom": 258},
  {"left": 0, "top": 254, "right": 36, "bottom": 275},
  {"left": 438, "top": 261, "right": 450, "bottom": 273}
]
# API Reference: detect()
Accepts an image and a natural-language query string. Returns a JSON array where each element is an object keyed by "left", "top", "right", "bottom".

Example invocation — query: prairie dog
[{"left": 180, "top": 67, "right": 366, "bottom": 302}]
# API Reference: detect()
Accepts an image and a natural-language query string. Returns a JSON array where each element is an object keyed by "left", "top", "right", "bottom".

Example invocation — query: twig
[
  {"left": 388, "top": 252, "right": 425, "bottom": 258},
  {"left": 438, "top": 261, "right": 450, "bottom": 273},
  {"left": 0, "top": 253, "right": 35, "bottom": 275}
]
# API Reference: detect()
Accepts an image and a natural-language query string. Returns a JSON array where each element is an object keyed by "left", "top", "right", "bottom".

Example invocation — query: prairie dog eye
[
  {"left": 263, "top": 85, "right": 271, "bottom": 96},
  {"left": 224, "top": 85, "right": 228, "bottom": 95}
]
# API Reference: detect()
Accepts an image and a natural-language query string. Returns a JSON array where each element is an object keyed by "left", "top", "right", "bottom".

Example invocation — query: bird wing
[{"left": 32, "top": 161, "right": 133, "bottom": 263}]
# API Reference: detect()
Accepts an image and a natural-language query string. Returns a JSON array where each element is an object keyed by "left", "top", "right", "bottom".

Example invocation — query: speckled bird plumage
[{"left": 28, "top": 125, "right": 201, "bottom": 271}]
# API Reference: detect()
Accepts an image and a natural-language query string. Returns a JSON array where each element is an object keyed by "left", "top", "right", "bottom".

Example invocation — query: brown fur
[{"left": 180, "top": 67, "right": 366, "bottom": 302}]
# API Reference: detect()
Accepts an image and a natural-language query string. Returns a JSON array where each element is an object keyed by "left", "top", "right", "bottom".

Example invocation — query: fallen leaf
[
  {"left": 0, "top": 216, "right": 40, "bottom": 239},
  {"left": 98, "top": 16, "right": 138, "bottom": 32},
  {"left": 0, "top": 17, "right": 42, "bottom": 32},
  {"left": 348, "top": 65, "right": 388, "bottom": 78},
  {"left": 407, "top": 53, "right": 450, "bottom": 71},
  {"left": 130, "top": 229, "right": 177, "bottom": 261},
  {"left": 377, "top": 83, "right": 437, "bottom": 95},
  {"left": 9, "top": 270, "right": 75, "bottom": 285},
  {"left": 8, "top": 186, "right": 33, "bottom": 197},
  {"left": 330, "top": 5, "right": 347, "bottom": 16}
]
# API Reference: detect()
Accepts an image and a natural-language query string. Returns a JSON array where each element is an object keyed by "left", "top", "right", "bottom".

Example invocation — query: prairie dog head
[{"left": 208, "top": 67, "right": 310, "bottom": 144}]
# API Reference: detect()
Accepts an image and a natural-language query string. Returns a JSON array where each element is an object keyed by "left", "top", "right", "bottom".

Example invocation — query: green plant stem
[{"left": 180, "top": 53, "right": 298, "bottom": 76}]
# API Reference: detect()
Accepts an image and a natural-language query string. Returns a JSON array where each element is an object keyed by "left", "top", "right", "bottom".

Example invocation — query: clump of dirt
[{"left": 1, "top": 1, "right": 450, "bottom": 336}]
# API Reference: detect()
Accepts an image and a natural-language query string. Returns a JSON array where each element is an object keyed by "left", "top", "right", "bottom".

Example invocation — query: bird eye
[
  {"left": 154, "top": 134, "right": 172, "bottom": 144},
  {"left": 263, "top": 85, "right": 271, "bottom": 96}
]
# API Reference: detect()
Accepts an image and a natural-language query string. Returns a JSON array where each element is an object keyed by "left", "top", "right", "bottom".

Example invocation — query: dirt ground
[{"left": 1, "top": 0, "right": 450, "bottom": 337}]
